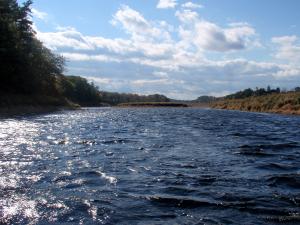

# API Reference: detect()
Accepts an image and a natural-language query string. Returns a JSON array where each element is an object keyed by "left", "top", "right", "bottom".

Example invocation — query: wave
[
  {"left": 236, "top": 142, "right": 299, "bottom": 156},
  {"left": 146, "top": 195, "right": 217, "bottom": 208},
  {"left": 257, "top": 163, "right": 298, "bottom": 171},
  {"left": 267, "top": 174, "right": 300, "bottom": 189}
]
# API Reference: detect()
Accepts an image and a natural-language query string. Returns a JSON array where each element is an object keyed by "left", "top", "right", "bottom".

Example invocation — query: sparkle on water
[{"left": 0, "top": 108, "right": 300, "bottom": 224}]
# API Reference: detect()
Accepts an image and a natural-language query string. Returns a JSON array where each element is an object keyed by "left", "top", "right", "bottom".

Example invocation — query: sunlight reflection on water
[
  {"left": 0, "top": 119, "right": 42, "bottom": 224},
  {"left": 0, "top": 108, "right": 300, "bottom": 224}
]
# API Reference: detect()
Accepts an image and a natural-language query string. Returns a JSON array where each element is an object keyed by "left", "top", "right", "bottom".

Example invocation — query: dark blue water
[{"left": 0, "top": 108, "right": 300, "bottom": 224}]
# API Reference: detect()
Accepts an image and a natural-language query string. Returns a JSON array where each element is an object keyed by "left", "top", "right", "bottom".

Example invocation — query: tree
[
  {"left": 276, "top": 87, "right": 281, "bottom": 93},
  {"left": 0, "top": 0, "right": 65, "bottom": 95}
]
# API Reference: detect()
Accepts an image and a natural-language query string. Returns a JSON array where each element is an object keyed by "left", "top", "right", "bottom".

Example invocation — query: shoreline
[
  {"left": 1, "top": 104, "right": 299, "bottom": 118},
  {"left": 117, "top": 102, "right": 189, "bottom": 107},
  {"left": 0, "top": 105, "right": 79, "bottom": 117},
  {"left": 211, "top": 106, "right": 300, "bottom": 116},
  {"left": 211, "top": 92, "right": 300, "bottom": 116},
  {"left": 0, "top": 94, "right": 81, "bottom": 117}
]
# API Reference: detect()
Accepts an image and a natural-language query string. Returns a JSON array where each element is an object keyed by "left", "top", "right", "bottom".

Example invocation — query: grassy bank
[
  {"left": 211, "top": 92, "right": 300, "bottom": 115},
  {"left": 118, "top": 102, "right": 189, "bottom": 107}
]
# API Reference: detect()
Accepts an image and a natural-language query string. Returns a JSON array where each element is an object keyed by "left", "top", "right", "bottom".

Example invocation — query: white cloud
[
  {"left": 194, "top": 21, "right": 250, "bottom": 51},
  {"left": 157, "top": 0, "right": 177, "bottom": 9},
  {"left": 36, "top": 27, "right": 93, "bottom": 50},
  {"left": 153, "top": 71, "right": 169, "bottom": 78},
  {"left": 228, "top": 22, "right": 251, "bottom": 27},
  {"left": 182, "top": 2, "right": 203, "bottom": 9},
  {"left": 176, "top": 9, "right": 257, "bottom": 52},
  {"left": 33, "top": 5, "right": 300, "bottom": 99},
  {"left": 85, "top": 36, "right": 135, "bottom": 54},
  {"left": 176, "top": 9, "right": 199, "bottom": 23},
  {"left": 112, "top": 5, "right": 171, "bottom": 42},
  {"left": 61, "top": 53, "right": 121, "bottom": 63},
  {"left": 36, "top": 25, "right": 174, "bottom": 59},
  {"left": 274, "top": 67, "right": 300, "bottom": 78},
  {"left": 112, "top": 5, "right": 150, "bottom": 37},
  {"left": 272, "top": 35, "right": 297, "bottom": 45},
  {"left": 31, "top": 8, "right": 48, "bottom": 20},
  {"left": 272, "top": 35, "right": 300, "bottom": 64},
  {"left": 84, "top": 76, "right": 111, "bottom": 85}
]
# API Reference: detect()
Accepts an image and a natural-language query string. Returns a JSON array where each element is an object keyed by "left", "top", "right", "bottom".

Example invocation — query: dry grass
[{"left": 211, "top": 92, "right": 300, "bottom": 115}]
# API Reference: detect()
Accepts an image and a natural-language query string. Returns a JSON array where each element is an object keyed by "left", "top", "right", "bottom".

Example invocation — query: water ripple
[{"left": 0, "top": 108, "right": 300, "bottom": 224}]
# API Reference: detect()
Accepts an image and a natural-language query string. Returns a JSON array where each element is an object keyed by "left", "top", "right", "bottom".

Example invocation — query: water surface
[{"left": 0, "top": 108, "right": 300, "bottom": 224}]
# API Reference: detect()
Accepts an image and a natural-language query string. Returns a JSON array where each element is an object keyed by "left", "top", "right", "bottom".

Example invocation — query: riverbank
[
  {"left": 211, "top": 92, "right": 300, "bottom": 115},
  {"left": 0, "top": 105, "right": 79, "bottom": 117},
  {"left": 118, "top": 102, "right": 189, "bottom": 107},
  {"left": 0, "top": 94, "right": 80, "bottom": 117}
]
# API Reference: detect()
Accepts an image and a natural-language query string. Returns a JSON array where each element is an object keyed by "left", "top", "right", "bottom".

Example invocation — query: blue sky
[{"left": 21, "top": 0, "right": 300, "bottom": 99}]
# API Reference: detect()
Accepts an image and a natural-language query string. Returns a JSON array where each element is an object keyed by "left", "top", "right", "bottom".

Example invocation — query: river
[{"left": 0, "top": 108, "right": 300, "bottom": 224}]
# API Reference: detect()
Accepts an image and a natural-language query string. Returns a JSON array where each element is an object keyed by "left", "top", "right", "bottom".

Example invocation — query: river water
[{"left": 0, "top": 108, "right": 300, "bottom": 225}]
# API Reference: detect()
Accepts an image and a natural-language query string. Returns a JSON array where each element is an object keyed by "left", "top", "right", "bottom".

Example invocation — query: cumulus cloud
[
  {"left": 61, "top": 53, "right": 121, "bottom": 63},
  {"left": 84, "top": 76, "right": 111, "bottom": 85},
  {"left": 176, "top": 9, "right": 257, "bottom": 52},
  {"left": 33, "top": 5, "right": 300, "bottom": 99},
  {"left": 176, "top": 9, "right": 199, "bottom": 23},
  {"left": 272, "top": 35, "right": 300, "bottom": 64},
  {"left": 157, "top": 0, "right": 177, "bottom": 9},
  {"left": 195, "top": 21, "right": 255, "bottom": 51},
  {"left": 31, "top": 8, "right": 48, "bottom": 20},
  {"left": 228, "top": 22, "right": 251, "bottom": 27},
  {"left": 182, "top": 2, "right": 203, "bottom": 9},
  {"left": 67, "top": 55, "right": 300, "bottom": 99},
  {"left": 112, "top": 5, "right": 153, "bottom": 38},
  {"left": 36, "top": 27, "right": 93, "bottom": 50},
  {"left": 112, "top": 5, "right": 171, "bottom": 42},
  {"left": 272, "top": 35, "right": 297, "bottom": 45},
  {"left": 153, "top": 71, "right": 169, "bottom": 78}
]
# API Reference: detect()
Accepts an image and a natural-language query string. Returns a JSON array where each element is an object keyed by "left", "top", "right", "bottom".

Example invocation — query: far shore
[
  {"left": 212, "top": 107, "right": 300, "bottom": 116},
  {"left": 211, "top": 92, "right": 300, "bottom": 116},
  {"left": 1, "top": 101, "right": 299, "bottom": 117},
  {"left": 117, "top": 102, "right": 189, "bottom": 107}
]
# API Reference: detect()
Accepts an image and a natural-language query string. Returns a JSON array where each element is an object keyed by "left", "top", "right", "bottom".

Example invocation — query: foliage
[
  {"left": 99, "top": 92, "right": 170, "bottom": 106},
  {"left": 118, "top": 102, "right": 188, "bottom": 107},
  {"left": 0, "top": 0, "right": 171, "bottom": 108},
  {"left": 0, "top": 0, "right": 64, "bottom": 96},
  {"left": 0, "top": 1, "right": 99, "bottom": 107},
  {"left": 224, "top": 87, "right": 281, "bottom": 100},
  {"left": 58, "top": 76, "right": 101, "bottom": 106},
  {"left": 194, "top": 96, "right": 217, "bottom": 103}
]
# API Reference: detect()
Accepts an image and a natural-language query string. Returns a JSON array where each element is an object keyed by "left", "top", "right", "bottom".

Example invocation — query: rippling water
[{"left": 0, "top": 108, "right": 300, "bottom": 224}]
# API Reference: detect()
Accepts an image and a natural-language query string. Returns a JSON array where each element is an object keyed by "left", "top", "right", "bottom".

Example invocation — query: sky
[{"left": 20, "top": 0, "right": 300, "bottom": 99}]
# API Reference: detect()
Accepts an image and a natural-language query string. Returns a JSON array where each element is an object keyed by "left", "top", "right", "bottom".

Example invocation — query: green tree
[{"left": 0, "top": 0, "right": 65, "bottom": 95}]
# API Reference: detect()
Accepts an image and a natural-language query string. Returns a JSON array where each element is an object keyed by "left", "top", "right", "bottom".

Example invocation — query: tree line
[
  {"left": 195, "top": 86, "right": 300, "bottom": 104},
  {"left": 224, "top": 86, "right": 280, "bottom": 100},
  {"left": 0, "top": 0, "right": 170, "bottom": 107},
  {"left": 60, "top": 76, "right": 170, "bottom": 106},
  {"left": 224, "top": 86, "right": 300, "bottom": 100},
  {"left": 0, "top": 0, "right": 64, "bottom": 96}
]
